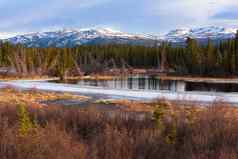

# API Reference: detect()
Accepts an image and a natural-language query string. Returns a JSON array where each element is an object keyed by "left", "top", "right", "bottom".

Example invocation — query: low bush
[{"left": 0, "top": 103, "right": 237, "bottom": 159}]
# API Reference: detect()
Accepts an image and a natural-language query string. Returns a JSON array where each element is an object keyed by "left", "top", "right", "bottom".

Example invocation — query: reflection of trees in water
[
  {"left": 186, "top": 82, "right": 238, "bottom": 92},
  {"left": 76, "top": 76, "right": 180, "bottom": 91}
]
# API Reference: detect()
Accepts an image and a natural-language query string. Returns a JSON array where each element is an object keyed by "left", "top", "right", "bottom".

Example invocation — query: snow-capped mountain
[
  {"left": 162, "top": 26, "right": 237, "bottom": 44},
  {"left": 2, "top": 26, "right": 238, "bottom": 47},
  {"left": 4, "top": 28, "right": 157, "bottom": 48}
]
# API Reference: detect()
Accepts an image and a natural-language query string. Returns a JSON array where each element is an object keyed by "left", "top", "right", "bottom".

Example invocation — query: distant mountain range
[
  {"left": 1, "top": 26, "right": 237, "bottom": 47},
  {"left": 162, "top": 26, "right": 237, "bottom": 45}
]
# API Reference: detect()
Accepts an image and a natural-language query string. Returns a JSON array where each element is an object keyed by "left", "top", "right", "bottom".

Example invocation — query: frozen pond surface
[{"left": 1, "top": 79, "right": 238, "bottom": 104}]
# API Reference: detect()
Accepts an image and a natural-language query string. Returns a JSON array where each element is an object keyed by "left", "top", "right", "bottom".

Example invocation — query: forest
[{"left": 1, "top": 31, "right": 238, "bottom": 79}]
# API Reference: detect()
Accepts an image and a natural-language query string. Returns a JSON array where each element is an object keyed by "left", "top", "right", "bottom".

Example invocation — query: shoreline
[
  {"left": 1, "top": 80, "right": 238, "bottom": 104},
  {"left": 2, "top": 74, "right": 238, "bottom": 82}
]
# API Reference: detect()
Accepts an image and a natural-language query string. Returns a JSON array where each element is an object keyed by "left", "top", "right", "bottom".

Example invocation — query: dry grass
[
  {"left": 0, "top": 75, "right": 115, "bottom": 81},
  {"left": 2, "top": 71, "right": 238, "bottom": 82},
  {"left": 1, "top": 87, "right": 237, "bottom": 121},
  {"left": 95, "top": 99, "right": 238, "bottom": 122},
  {"left": 0, "top": 88, "right": 90, "bottom": 107},
  {"left": 67, "top": 75, "right": 115, "bottom": 80},
  {"left": 0, "top": 75, "right": 59, "bottom": 81},
  {"left": 159, "top": 75, "right": 238, "bottom": 83},
  {"left": 95, "top": 98, "right": 205, "bottom": 113},
  {"left": 95, "top": 99, "right": 154, "bottom": 112}
]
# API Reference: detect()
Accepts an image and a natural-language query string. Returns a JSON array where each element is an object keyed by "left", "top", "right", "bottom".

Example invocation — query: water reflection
[
  {"left": 54, "top": 76, "right": 238, "bottom": 93},
  {"left": 186, "top": 82, "right": 238, "bottom": 92},
  {"left": 77, "top": 76, "right": 182, "bottom": 92}
]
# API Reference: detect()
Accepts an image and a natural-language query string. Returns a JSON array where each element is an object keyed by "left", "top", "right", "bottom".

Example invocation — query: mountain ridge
[
  {"left": 2, "top": 26, "right": 238, "bottom": 47},
  {"left": 3, "top": 28, "right": 157, "bottom": 47}
]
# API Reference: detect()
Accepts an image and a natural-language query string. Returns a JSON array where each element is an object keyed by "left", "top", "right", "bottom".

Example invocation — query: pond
[{"left": 52, "top": 75, "right": 238, "bottom": 93}]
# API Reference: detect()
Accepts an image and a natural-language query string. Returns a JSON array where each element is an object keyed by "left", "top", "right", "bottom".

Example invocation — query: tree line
[{"left": 1, "top": 31, "right": 238, "bottom": 78}]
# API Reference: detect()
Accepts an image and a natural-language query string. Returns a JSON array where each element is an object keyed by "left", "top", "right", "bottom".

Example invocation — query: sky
[{"left": 0, "top": 0, "right": 238, "bottom": 38}]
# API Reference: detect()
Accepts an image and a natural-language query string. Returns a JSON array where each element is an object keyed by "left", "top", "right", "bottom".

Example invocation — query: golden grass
[
  {"left": 0, "top": 86, "right": 237, "bottom": 119},
  {"left": 159, "top": 75, "right": 238, "bottom": 83},
  {"left": 66, "top": 75, "right": 115, "bottom": 80},
  {"left": 3, "top": 73, "right": 238, "bottom": 83},
  {"left": 95, "top": 99, "right": 238, "bottom": 120},
  {"left": 95, "top": 99, "right": 154, "bottom": 112},
  {"left": 0, "top": 75, "right": 116, "bottom": 81},
  {"left": 0, "top": 88, "right": 90, "bottom": 107},
  {"left": 0, "top": 75, "right": 59, "bottom": 81}
]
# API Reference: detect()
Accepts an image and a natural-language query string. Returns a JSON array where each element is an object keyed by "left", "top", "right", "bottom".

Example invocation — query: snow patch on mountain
[
  {"left": 4, "top": 27, "right": 157, "bottom": 47},
  {"left": 1, "top": 26, "right": 238, "bottom": 47},
  {"left": 162, "top": 26, "right": 237, "bottom": 43}
]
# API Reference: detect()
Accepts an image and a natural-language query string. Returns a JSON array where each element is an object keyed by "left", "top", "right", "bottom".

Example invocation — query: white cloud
[
  {"left": 61, "top": 0, "right": 112, "bottom": 8},
  {"left": 1, "top": 0, "right": 238, "bottom": 35},
  {"left": 147, "top": 0, "right": 238, "bottom": 26},
  {"left": 0, "top": 0, "right": 112, "bottom": 31}
]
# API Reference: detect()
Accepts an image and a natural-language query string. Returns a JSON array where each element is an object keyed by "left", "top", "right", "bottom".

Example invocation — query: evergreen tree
[{"left": 17, "top": 104, "right": 33, "bottom": 136}]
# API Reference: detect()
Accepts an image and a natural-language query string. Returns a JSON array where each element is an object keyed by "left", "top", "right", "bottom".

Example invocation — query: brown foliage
[{"left": 0, "top": 102, "right": 237, "bottom": 159}]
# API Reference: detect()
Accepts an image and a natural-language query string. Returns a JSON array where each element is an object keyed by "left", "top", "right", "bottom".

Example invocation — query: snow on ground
[{"left": 1, "top": 80, "right": 238, "bottom": 104}]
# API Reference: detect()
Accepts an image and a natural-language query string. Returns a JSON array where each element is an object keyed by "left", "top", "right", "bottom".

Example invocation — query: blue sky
[{"left": 0, "top": 0, "right": 238, "bottom": 38}]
